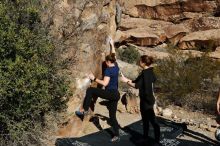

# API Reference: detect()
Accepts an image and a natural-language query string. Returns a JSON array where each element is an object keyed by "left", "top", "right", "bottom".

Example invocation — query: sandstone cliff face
[
  {"left": 42, "top": 0, "right": 117, "bottom": 80},
  {"left": 41, "top": 0, "right": 118, "bottom": 137},
  {"left": 118, "top": 0, "right": 217, "bottom": 22},
  {"left": 117, "top": 0, "right": 220, "bottom": 59}
]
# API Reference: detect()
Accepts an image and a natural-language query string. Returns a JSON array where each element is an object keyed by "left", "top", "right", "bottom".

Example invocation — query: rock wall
[
  {"left": 42, "top": 0, "right": 118, "bottom": 78},
  {"left": 116, "top": 0, "right": 220, "bottom": 59},
  {"left": 40, "top": 0, "right": 119, "bottom": 137}
]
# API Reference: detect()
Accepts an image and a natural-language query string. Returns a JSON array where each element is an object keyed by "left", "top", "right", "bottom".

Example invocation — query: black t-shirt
[{"left": 132, "top": 67, "right": 156, "bottom": 110}]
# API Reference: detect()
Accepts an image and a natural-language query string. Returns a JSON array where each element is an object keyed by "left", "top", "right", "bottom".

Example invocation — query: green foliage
[
  {"left": 155, "top": 46, "right": 220, "bottom": 110},
  {"left": 118, "top": 45, "right": 140, "bottom": 64},
  {"left": 0, "top": 0, "right": 68, "bottom": 144}
]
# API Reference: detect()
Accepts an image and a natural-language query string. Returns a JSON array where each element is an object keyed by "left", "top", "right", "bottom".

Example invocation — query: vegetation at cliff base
[
  {"left": 155, "top": 46, "right": 220, "bottom": 112},
  {"left": 118, "top": 45, "right": 140, "bottom": 64},
  {"left": 0, "top": 0, "right": 68, "bottom": 145}
]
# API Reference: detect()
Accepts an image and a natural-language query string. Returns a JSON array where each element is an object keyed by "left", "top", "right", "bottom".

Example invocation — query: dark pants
[
  {"left": 83, "top": 87, "right": 120, "bottom": 136},
  {"left": 140, "top": 107, "right": 160, "bottom": 142}
]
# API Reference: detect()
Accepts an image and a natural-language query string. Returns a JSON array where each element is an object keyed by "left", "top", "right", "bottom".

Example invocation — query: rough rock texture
[
  {"left": 41, "top": 0, "right": 118, "bottom": 137},
  {"left": 185, "top": 17, "right": 220, "bottom": 31},
  {"left": 117, "top": 59, "right": 139, "bottom": 79},
  {"left": 118, "top": 0, "right": 217, "bottom": 22},
  {"left": 116, "top": 17, "right": 172, "bottom": 46},
  {"left": 179, "top": 29, "right": 220, "bottom": 50},
  {"left": 119, "top": 17, "right": 172, "bottom": 30},
  {"left": 162, "top": 108, "right": 173, "bottom": 118},
  {"left": 116, "top": 0, "right": 220, "bottom": 60},
  {"left": 164, "top": 24, "right": 189, "bottom": 45},
  {"left": 42, "top": 0, "right": 117, "bottom": 81}
]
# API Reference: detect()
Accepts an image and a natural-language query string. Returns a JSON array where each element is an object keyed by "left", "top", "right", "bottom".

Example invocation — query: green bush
[
  {"left": 118, "top": 45, "right": 140, "bottom": 64},
  {"left": 0, "top": 0, "right": 68, "bottom": 145},
  {"left": 155, "top": 47, "right": 220, "bottom": 111}
]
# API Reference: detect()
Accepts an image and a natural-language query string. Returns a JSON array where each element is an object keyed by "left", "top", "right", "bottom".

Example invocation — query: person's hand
[
  {"left": 109, "top": 37, "right": 114, "bottom": 45},
  {"left": 120, "top": 73, "right": 129, "bottom": 83},
  {"left": 88, "top": 73, "right": 95, "bottom": 81},
  {"left": 121, "top": 76, "right": 128, "bottom": 83}
]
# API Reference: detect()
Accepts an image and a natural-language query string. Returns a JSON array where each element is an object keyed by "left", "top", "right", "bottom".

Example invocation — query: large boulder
[
  {"left": 115, "top": 30, "right": 130, "bottom": 42},
  {"left": 119, "top": 17, "right": 172, "bottom": 30},
  {"left": 135, "top": 44, "right": 170, "bottom": 60},
  {"left": 185, "top": 17, "right": 220, "bottom": 32},
  {"left": 118, "top": 0, "right": 217, "bottom": 22},
  {"left": 179, "top": 29, "right": 220, "bottom": 50},
  {"left": 42, "top": 0, "right": 119, "bottom": 138},
  {"left": 122, "top": 27, "right": 164, "bottom": 46},
  {"left": 117, "top": 59, "right": 139, "bottom": 79},
  {"left": 209, "top": 47, "right": 220, "bottom": 59},
  {"left": 117, "top": 18, "right": 172, "bottom": 46},
  {"left": 164, "top": 24, "right": 190, "bottom": 45}
]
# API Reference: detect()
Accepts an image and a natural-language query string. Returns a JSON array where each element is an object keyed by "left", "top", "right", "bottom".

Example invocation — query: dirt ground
[{"left": 72, "top": 99, "right": 220, "bottom": 146}]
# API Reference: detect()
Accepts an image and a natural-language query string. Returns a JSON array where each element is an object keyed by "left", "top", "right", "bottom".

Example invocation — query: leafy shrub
[
  {"left": 0, "top": 0, "right": 68, "bottom": 145},
  {"left": 155, "top": 46, "right": 220, "bottom": 111},
  {"left": 118, "top": 45, "right": 140, "bottom": 64}
]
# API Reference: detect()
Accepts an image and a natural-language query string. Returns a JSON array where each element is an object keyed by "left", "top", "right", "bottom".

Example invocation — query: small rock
[
  {"left": 199, "top": 123, "right": 208, "bottom": 130},
  {"left": 181, "top": 119, "right": 186, "bottom": 123},
  {"left": 157, "top": 107, "right": 163, "bottom": 113},
  {"left": 207, "top": 118, "right": 211, "bottom": 121},
  {"left": 162, "top": 108, "right": 173, "bottom": 118},
  {"left": 207, "top": 124, "right": 216, "bottom": 132},
  {"left": 172, "top": 115, "right": 178, "bottom": 119},
  {"left": 179, "top": 111, "right": 184, "bottom": 114},
  {"left": 185, "top": 119, "right": 190, "bottom": 125},
  {"left": 188, "top": 119, "right": 195, "bottom": 126}
]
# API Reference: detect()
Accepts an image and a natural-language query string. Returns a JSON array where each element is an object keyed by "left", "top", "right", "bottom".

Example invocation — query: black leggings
[
  {"left": 83, "top": 87, "right": 120, "bottom": 136},
  {"left": 140, "top": 107, "right": 160, "bottom": 142}
]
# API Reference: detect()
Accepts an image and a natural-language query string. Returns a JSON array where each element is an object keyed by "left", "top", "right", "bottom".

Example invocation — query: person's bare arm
[
  {"left": 109, "top": 38, "right": 118, "bottom": 61},
  {"left": 110, "top": 38, "right": 116, "bottom": 55},
  {"left": 120, "top": 73, "right": 136, "bottom": 88},
  {"left": 126, "top": 79, "right": 136, "bottom": 88},
  {"left": 95, "top": 76, "right": 110, "bottom": 87},
  {"left": 88, "top": 73, "right": 110, "bottom": 87}
]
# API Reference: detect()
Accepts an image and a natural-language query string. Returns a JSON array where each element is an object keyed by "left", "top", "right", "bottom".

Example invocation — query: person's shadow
[
  {"left": 55, "top": 115, "right": 220, "bottom": 146},
  {"left": 89, "top": 100, "right": 120, "bottom": 138}
]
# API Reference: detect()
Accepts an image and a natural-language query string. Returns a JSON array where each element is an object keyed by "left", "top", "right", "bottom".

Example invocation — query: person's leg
[
  {"left": 83, "top": 87, "right": 118, "bottom": 111},
  {"left": 108, "top": 101, "right": 120, "bottom": 136},
  {"left": 90, "top": 96, "right": 98, "bottom": 112},
  {"left": 148, "top": 109, "right": 160, "bottom": 143},
  {"left": 140, "top": 108, "right": 150, "bottom": 139}
]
